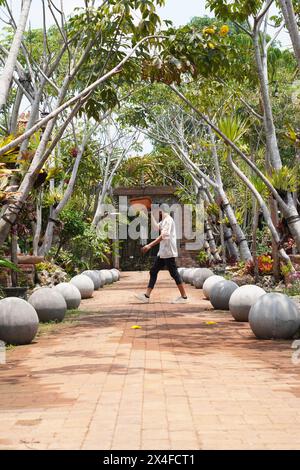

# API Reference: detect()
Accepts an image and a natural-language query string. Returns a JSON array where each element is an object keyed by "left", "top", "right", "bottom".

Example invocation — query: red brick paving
[{"left": 1, "top": 271, "right": 300, "bottom": 450}]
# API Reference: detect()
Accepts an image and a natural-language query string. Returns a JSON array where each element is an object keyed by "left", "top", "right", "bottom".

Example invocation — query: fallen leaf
[
  {"left": 205, "top": 321, "right": 217, "bottom": 325},
  {"left": 131, "top": 325, "right": 142, "bottom": 329}
]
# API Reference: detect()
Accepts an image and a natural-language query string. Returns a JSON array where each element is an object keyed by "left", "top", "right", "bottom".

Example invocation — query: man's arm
[{"left": 141, "top": 234, "right": 163, "bottom": 254}]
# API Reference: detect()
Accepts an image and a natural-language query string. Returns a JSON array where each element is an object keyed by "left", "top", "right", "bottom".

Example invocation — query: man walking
[{"left": 135, "top": 204, "right": 188, "bottom": 304}]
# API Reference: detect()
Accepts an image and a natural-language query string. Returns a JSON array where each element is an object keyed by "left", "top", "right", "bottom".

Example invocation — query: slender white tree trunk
[
  {"left": 0, "top": 0, "right": 32, "bottom": 109},
  {"left": 173, "top": 144, "right": 252, "bottom": 260},
  {"left": 9, "top": 86, "right": 23, "bottom": 134},
  {"left": 279, "top": 0, "right": 300, "bottom": 69},
  {"left": 253, "top": 21, "right": 282, "bottom": 170},
  {"left": 33, "top": 193, "right": 43, "bottom": 256},
  {"left": 227, "top": 151, "right": 292, "bottom": 266},
  {"left": 169, "top": 85, "right": 300, "bottom": 252},
  {"left": 39, "top": 129, "right": 90, "bottom": 255}
]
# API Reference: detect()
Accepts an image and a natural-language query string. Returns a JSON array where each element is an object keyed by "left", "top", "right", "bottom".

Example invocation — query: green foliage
[
  {"left": 60, "top": 208, "right": 86, "bottom": 240},
  {"left": 218, "top": 115, "right": 249, "bottom": 144},
  {"left": 51, "top": 208, "right": 112, "bottom": 274},
  {"left": 269, "top": 166, "right": 300, "bottom": 193},
  {"left": 43, "top": 189, "right": 64, "bottom": 208},
  {"left": 36, "top": 262, "right": 58, "bottom": 274},
  {"left": 142, "top": 21, "right": 231, "bottom": 86},
  {"left": 206, "top": 0, "right": 264, "bottom": 23},
  {"left": 196, "top": 249, "right": 210, "bottom": 267},
  {"left": 0, "top": 257, "right": 20, "bottom": 272}
]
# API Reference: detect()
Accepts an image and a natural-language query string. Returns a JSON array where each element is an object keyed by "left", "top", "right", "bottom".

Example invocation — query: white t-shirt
[{"left": 158, "top": 214, "right": 178, "bottom": 259}]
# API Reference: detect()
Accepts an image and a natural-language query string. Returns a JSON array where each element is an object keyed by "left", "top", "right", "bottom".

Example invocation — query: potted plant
[{"left": 0, "top": 257, "right": 28, "bottom": 299}]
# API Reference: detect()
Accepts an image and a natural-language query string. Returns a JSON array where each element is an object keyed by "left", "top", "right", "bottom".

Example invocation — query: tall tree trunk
[
  {"left": 279, "top": 0, "right": 300, "bottom": 69},
  {"left": 253, "top": 21, "right": 282, "bottom": 170},
  {"left": 9, "top": 86, "right": 23, "bottom": 134},
  {"left": 252, "top": 200, "right": 260, "bottom": 283},
  {"left": 0, "top": 0, "right": 32, "bottom": 109},
  {"left": 33, "top": 193, "right": 43, "bottom": 256},
  {"left": 223, "top": 225, "right": 239, "bottom": 261},
  {"left": 204, "top": 220, "right": 221, "bottom": 262},
  {"left": 173, "top": 144, "right": 252, "bottom": 260},
  {"left": 39, "top": 130, "right": 90, "bottom": 255},
  {"left": 218, "top": 187, "right": 252, "bottom": 261},
  {"left": 169, "top": 85, "right": 300, "bottom": 252},
  {"left": 227, "top": 151, "right": 292, "bottom": 266}
]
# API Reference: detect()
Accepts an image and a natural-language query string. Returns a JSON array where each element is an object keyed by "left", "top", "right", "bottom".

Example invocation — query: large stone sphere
[
  {"left": 203, "top": 275, "right": 225, "bottom": 300},
  {"left": 229, "top": 285, "right": 266, "bottom": 322},
  {"left": 70, "top": 274, "right": 94, "bottom": 299},
  {"left": 53, "top": 283, "right": 81, "bottom": 310},
  {"left": 193, "top": 269, "right": 214, "bottom": 289},
  {"left": 28, "top": 288, "right": 67, "bottom": 323},
  {"left": 177, "top": 267, "right": 185, "bottom": 276},
  {"left": 96, "top": 270, "right": 106, "bottom": 287},
  {"left": 110, "top": 269, "right": 119, "bottom": 282},
  {"left": 186, "top": 269, "right": 196, "bottom": 284},
  {"left": 182, "top": 268, "right": 194, "bottom": 283},
  {"left": 191, "top": 268, "right": 204, "bottom": 285},
  {"left": 249, "top": 293, "right": 300, "bottom": 339},
  {"left": 0, "top": 298, "right": 39, "bottom": 345},
  {"left": 82, "top": 270, "right": 101, "bottom": 290},
  {"left": 100, "top": 269, "right": 113, "bottom": 284},
  {"left": 210, "top": 280, "right": 239, "bottom": 310}
]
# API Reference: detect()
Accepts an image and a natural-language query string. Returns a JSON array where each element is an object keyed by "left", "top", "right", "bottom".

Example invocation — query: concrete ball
[
  {"left": 229, "top": 285, "right": 266, "bottom": 322},
  {"left": 96, "top": 271, "right": 106, "bottom": 287},
  {"left": 70, "top": 274, "right": 94, "bottom": 299},
  {"left": 182, "top": 268, "right": 194, "bottom": 283},
  {"left": 82, "top": 270, "right": 101, "bottom": 290},
  {"left": 53, "top": 282, "right": 81, "bottom": 310},
  {"left": 249, "top": 293, "right": 300, "bottom": 339},
  {"left": 210, "top": 280, "right": 239, "bottom": 310},
  {"left": 28, "top": 287, "right": 67, "bottom": 322},
  {"left": 203, "top": 275, "right": 225, "bottom": 300},
  {"left": 0, "top": 298, "right": 39, "bottom": 345},
  {"left": 186, "top": 269, "right": 196, "bottom": 284},
  {"left": 100, "top": 270, "right": 113, "bottom": 284},
  {"left": 193, "top": 269, "right": 214, "bottom": 289},
  {"left": 110, "top": 269, "right": 119, "bottom": 282}
]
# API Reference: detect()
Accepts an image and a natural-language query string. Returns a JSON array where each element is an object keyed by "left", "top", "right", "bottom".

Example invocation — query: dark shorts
[{"left": 148, "top": 257, "right": 183, "bottom": 289}]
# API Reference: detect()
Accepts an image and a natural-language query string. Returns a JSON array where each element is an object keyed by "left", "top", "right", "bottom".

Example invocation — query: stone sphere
[
  {"left": 193, "top": 269, "right": 214, "bottom": 289},
  {"left": 182, "top": 268, "right": 194, "bottom": 283},
  {"left": 70, "top": 274, "right": 94, "bottom": 299},
  {"left": 0, "top": 298, "right": 39, "bottom": 345},
  {"left": 229, "top": 285, "right": 266, "bottom": 322},
  {"left": 53, "top": 283, "right": 81, "bottom": 310},
  {"left": 82, "top": 270, "right": 101, "bottom": 290},
  {"left": 96, "top": 270, "right": 106, "bottom": 287},
  {"left": 186, "top": 269, "right": 196, "bottom": 284},
  {"left": 100, "top": 269, "right": 113, "bottom": 284},
  {"left": 191, "top": 268, "right": 204, "bottom": 285},
  {"left": 28, "top": 287, "right": 67, "bottom": 323},
  {"left": 110, "top": 269, "right": 119, "bottom": 282},
  {"left": 249, "top": 293, "right": 300, "bottom": 339},
  {"left": 210, "top": 280, "right": 239, "bottom": 310},
  {"left": 203, "top": 275, "right": 225, "bottom": 300}
]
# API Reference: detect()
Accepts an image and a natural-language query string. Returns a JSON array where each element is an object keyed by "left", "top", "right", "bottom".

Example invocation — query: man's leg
[
  {"left": 135, "top": 257, "right": 164, "bottom": 303},
  {"left": 166, "top": 258, "right": 188, "bottom": 300},
  {"left": 146, "top": 257, "right": 164, "bottom": 297}
]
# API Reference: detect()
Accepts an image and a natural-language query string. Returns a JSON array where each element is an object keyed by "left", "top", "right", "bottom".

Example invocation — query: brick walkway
[{"left": 1, "top": 271, "right": 300, "bottom": 450}]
